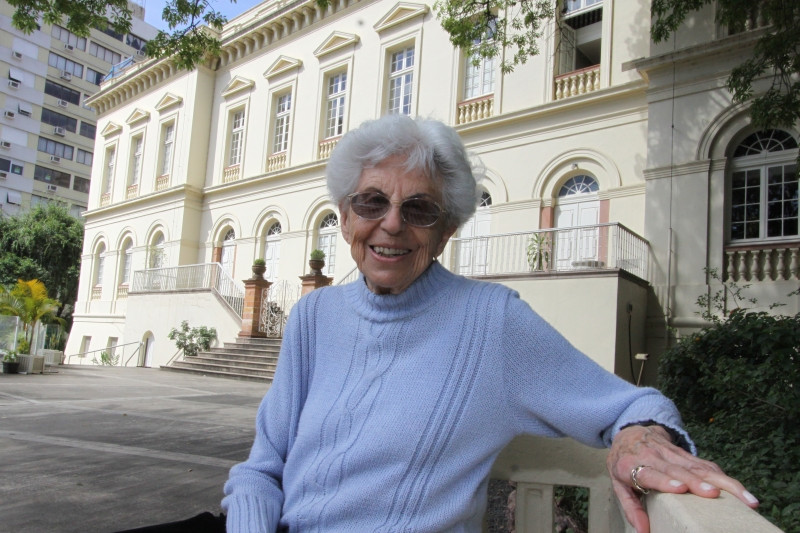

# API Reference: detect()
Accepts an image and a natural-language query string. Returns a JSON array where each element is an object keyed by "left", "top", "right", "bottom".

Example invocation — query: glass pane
[
  {"left": 731, "top": 171, "right": 745, "bottom": 188},
  {"left": 784, "top": 218, "right": 798, "bottom": 235},
  {"left": 767, "top": 220, "right": 782, "bottom": 237},
  {"left": 745, "top": 223, "right": 759, "bottom": 239},
  {"left": 731, "top": 206, "right": 744, "bottom": 222}
]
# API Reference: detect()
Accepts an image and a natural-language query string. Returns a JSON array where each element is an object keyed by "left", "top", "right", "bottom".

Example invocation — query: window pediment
[
  {"left": 222, "top": 75, "right": 256, "bottom": 98},
  {"left": 374, "top": 2, "right": 429, "bottom": 33},
  {"left": 263, "top": 56, "right": 302, "bottom": 80},
  {"left": 101, "top": 121, "right": 123, "bottom": 137},
  {"left": 314, "top": 31, "right": 360, "bottom": 58},
  {"left": 155, "top": 92, "right": 183, "bottom": 112},
  {"left": 125, "top": 108, "right": 150, "bottom": 125}
]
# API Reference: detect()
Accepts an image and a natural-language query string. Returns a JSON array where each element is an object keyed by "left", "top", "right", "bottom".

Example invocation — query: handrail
[
  {"left": 66, "top": 340, "right": 142, "bottom": 365},
  {"left": 336, "top": 266, "right": 359, "bottom": 285},
  {"left": 123, "top": 342, "right": 143, "bottom": 367}
]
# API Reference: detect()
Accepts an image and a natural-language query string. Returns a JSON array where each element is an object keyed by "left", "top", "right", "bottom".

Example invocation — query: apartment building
[{"left": 0, "top": 1, "right": 157, "bottom": 217}]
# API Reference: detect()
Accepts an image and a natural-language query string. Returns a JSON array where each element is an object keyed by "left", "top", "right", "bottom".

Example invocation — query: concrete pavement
[{"left": 0, "top": 365, "right": 270, "bottom": 533}]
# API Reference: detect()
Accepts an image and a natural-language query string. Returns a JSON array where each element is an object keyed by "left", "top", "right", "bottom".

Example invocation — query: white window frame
[
  {"left": 159, "top": 120, "right": 176, "bottom": 177},
  {"left": 317, "top": 212, "right": 339, "bottom": 277},
  {"left": 324, "top": 70, "right": 348, "bottom": 139},
  {"left": 272, "top": 93, "right": 292, "bottom": 154},
  {"left": 387, "top": 45, "right": 415, "bottom": 115},
  {"left": 103, "top": 145, "right": 116, "bottom": 195},
  {"left": 228, "top": 108, "right": 246, "bottom": 166},
  {"left": 128, "top": 133, "right": 144, "bottom": 186}
]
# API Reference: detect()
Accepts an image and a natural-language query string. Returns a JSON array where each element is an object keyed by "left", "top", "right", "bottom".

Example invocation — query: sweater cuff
[{"left": 223, "top": 493, "right": 282, "bottom": 533}]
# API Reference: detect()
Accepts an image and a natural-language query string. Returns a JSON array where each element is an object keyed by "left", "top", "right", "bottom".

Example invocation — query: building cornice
[{"left": 643, "top": 159, "right": 713, "bottom": 181}]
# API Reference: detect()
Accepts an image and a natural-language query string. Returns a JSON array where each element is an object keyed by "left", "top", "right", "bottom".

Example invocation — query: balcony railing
[
  {"left": 223, "top": 164, "right": 240, "bottom": 183},
  {"left": 131, "top": 262, "right": 244, "bottom": 316},
  {"left": 91, "top": 286, "right": 102, "bottom": 300},
  {"left": 724, "top": 243, "right": 799, "bottom": 282},
  {"left": 457, "top": 94, "right": 494, "bottom": 125},
  {"left": 267, "top": 152, "right": 287, "bottom": 172},
  {"left": 555, "top": 65, "right": 600, "bottom": 100},
  {"left": 155, "top": 174, "right": 169, "bottom": 191},
  {"left": 318, "top": 137, "right": 340, "bottom": 159},
  {"left": 125, "top": 183, "right": 139, "bottom": 199},
  {"left": 441, "top": 223, "right": 650, "bottom": 282},
  {"left": 100, "top": 192, "right": 111, "bottom": 207}
]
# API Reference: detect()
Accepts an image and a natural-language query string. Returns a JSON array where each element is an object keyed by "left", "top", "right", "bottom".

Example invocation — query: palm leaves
[{"left": 0, "top": 279, "right": 64, "bottom": 354}]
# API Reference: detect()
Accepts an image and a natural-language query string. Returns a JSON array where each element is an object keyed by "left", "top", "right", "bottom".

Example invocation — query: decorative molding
[
  {"left": 263, "top": 56, "right": 302, "bottom": 80},
  {"left": 101, "top": 122, "right": 123, "bottom": 137},
  {"left": 125, "top": 108, "right": 151, "bottom": 125},
  {"left": 221, "top": 75, "right": 256, "bottom": 98},
  {"left": 644, "top": 160, "right": 713, "bottom": 181},
  {"left": 314, "top": 31, "right": 360, "bottom": 58},
  {"left": 373, "top": 2, "right": 429, "bottom": 33},
  {"left": 155, "top": 92, "right": 183, "bottom": 112}
]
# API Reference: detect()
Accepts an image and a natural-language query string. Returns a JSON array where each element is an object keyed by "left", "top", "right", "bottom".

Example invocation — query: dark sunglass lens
[
  {"left": 351, "top": 193, "right": 390, "bottom": 219},
  {"left": 402, "top": 198, "right": 441, "bottom": 226}
]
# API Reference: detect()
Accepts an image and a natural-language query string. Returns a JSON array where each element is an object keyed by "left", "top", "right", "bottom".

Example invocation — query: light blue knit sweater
[{"left": 223, "top": 262, "right": 690, "bottom": 532}]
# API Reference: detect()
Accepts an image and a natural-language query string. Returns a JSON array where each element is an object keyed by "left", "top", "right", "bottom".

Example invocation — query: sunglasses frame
[{"left": 346, "top": 191, "right": 447, "bottom": 228}]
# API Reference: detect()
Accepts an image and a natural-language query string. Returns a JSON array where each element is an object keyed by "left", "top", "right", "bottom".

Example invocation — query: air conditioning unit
[
  {"left": 0, "top": 171, "right": 7, "bottom": 179},
  {"left": 59, "top": 70, "right": 72, "bottom": 81},
  {"left": 64, "top": 43, "right": 74, "bottom": 52},
  {"left": 0, "top": 141, "right": 11, "bottom": 149},
  {"left": 7, "top": 80, "right": 19, "bottom": 89},
  {"left": 12, "top": 51, "right": 23, "bottom": 60},
  {"left": 18, "top": 108, "right": 31, "bottom": 117},
  {"left": 3, "top": 110, "right": 15, "bottom": 119},
  {"left": 50, "top": 155, "right": 61, "bottom": 163},
  {"left": 47, "top": 184, "right": 58, "bottom": 192},
  {"left": 57, "top": 99, "right": 69, "bottom": 108},
  {"left": 135, "top": 50, "right": 147, "bottom": 58},
  {"left": 54, "top": 126, "right": 66, "bottom": 136}
]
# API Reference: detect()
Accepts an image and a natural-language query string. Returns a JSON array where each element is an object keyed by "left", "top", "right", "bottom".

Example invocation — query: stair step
[
  {"left": 162, "top": 336, "right": 283, "bottom": 383},
  {"left": 160, "top": 365, "right": 272, "bottom": 383}
]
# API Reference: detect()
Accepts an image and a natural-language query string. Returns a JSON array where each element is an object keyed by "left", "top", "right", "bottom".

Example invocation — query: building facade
[
  {"left": 0, "top": 1, "right": 157, "bottom": 217},
  {"left": 66, "top": 0, "right": 798, "bottom": 376}
]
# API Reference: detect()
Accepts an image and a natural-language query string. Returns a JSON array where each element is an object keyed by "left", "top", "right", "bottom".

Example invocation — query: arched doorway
[
  {"left": 317, "top": 213, "right": 338, "bottom": 277},
  {"left": 457, "top": 190, "right": 492, "bottom": 275},
  {"left": 264, "top": 222, "right": 282, "bottom": 282},
  {"left": 554, "top": 175, "right": 600, "bottom": 270},
  {"left": 141, "top": 332, "right": 155, "bottom": 367},
  {"left": 220, "top": 228, "right": 236, "bottom": 277}
]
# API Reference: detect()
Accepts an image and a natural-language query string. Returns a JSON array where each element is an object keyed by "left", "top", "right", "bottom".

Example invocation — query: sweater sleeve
[
  {"left": 500, "top": 294, "right": 695, "bottom": 453},
  {"left": 222, "top": 294, "right": 316, "bottom": 532}
]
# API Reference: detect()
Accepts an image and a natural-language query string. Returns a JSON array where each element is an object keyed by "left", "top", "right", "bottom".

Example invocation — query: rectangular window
[
  {"left": 51, "top": 25, "right": 86, "bottom": 50},
  {"left": 73, "top": 176, "right": 90, "bottom": 193},
  {"left": 129, "top": 135, "right": 143, "bottom": 185},
  {"left": 325, "top": 72, "right": 347, "bottom": 139},
  {"left": 41, "top": 108, "right": 78, "bottom": 133},
  {"left": 564, "top": 0, "right": 602, "bottom": 14},
  {"left": 0, "top": 158, "right": 23, "bottom": 175},
  {"left": 160, "top": 123, "right": 175, "bottom": 176},
  {"left": 69, "top": 204, "right": 85, "bottom": 218},
  {"left": 388, "top": 46, "right": 414, "bottom": 115},
  {"left": 76, "top": 149, "right": 93, "bottom": 166},
  {"left": 229, "top": 111, "right": 245, "bottom": 165},
  {"left": 44, "top": 80, "right": 81, "bottom": 105},
  {"left": 86, "top": 68, "right": 105, "bottom": 85},
  {"left": 37, "top": 137, "right": 74, "bottom": 160},
  {"left": 79, "top": 122, "right": 97, "bottom": 139},
  {"left": 273, "top": 94, "right": 291, "bottom": 153},
  {"left": 89, "top": 42, "right": 122, "bottom": 64},
  {"left": 97, "top": 24, "right": 124, "bottom": 41},
  {"left": 126, "top": 33, "right": 146, "bottom": 51},
  {"left": 103, "top": 147, "right": 116, "bottom": 194},
  {"left": 34, "top": 165, "right": 71, "bottom": 187},
  {"left": 48, "top": 52, "right": 84, "bottom": 77}
]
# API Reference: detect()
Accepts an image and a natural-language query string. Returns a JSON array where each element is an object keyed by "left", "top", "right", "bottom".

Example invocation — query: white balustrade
[
  {"left": 724, "top": 245, "right": 800, "bottom": 282},
  {"left": 223, "top": 164, "right": 240, "bottom": 183},
  {"left": 554, "top": 66, "right": 601, "bottom": 100},
  {"left": 267, "top": 152, "right": 287, "bottom": 172},
  {"left": 457, "top": 95, "right": 494, "bottom": 125}
]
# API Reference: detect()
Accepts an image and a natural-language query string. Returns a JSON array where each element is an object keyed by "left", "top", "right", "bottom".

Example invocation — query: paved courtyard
[{"left": 0, "top": 365, "right": 269, "bottom": 532}]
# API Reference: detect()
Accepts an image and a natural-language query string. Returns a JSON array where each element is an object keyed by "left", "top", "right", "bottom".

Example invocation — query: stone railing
[
  {"left": 488, "top": 435, "right": 781, "bottom": 533},
  {"left": 91, "top": 286, "right": 102, "bottom": 300},
  {"left": 318, "top": 137, "right": 340, "bottom": 159},
  {"left": 554, "top": 65, "right": 601, "bottom": 100},
  {"left": 724, "top": 244, "right": 799, "bottom": 282},
  {"left": 100, "top": 192, "right": 111, "bottom": 207},
  {"left": 155, "top": 174, "right": 169, "bottom": 191},
  {"left": 223, "top": 164, "right": 240, "bottom": 183},
  {"left": 457, "top": 94, "right": 494, "bottom": 125},
  {"left": 125, "top": 183, "right": 139, "bottom": 199},
  {"left": 267, "top": 152, "right": 287, "bottom": 172},
  {"left": 116, "top": 284, "right": 128, "bottom": 299}
]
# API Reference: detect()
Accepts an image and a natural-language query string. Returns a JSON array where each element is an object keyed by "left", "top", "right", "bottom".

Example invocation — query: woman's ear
[
  {"left": 435, "top": 225, "right": 458, "bottom": 257},
  {"left": 339, "top": 204, "right": 352, "bottom": 245}
]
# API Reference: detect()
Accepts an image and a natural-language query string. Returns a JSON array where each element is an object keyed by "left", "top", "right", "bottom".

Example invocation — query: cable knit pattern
[{"left": 223, "top": 262, "right": 691, "bottom": 532}]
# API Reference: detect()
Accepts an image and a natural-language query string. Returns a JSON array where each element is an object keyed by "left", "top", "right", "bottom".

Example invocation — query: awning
[
  {"left": 7, "top": 191, "right": 22, "bottom": 205},
  {"left": 17, "top": 102, "right": 32, "bottom": 115},
  {"left": 8, "top": 67, "right": 23, "bottom": 82}
]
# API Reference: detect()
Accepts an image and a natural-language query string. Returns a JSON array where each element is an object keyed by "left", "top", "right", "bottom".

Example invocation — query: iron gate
[{"left": 259, "top": 280, "right": 301, "bottom": 337}]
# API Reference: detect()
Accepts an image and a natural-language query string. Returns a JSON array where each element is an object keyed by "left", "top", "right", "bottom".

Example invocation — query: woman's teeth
[{"left": 372, "top": 246, "right": 409, "bottom": 257}]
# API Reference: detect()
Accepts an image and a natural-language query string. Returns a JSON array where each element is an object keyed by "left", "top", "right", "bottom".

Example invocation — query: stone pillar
[
  {"left": 239, "top": 277, "right": 271, "bottom": 338},
  {"left": 299, "top": 272, "right": 333, "bottom": 296}
]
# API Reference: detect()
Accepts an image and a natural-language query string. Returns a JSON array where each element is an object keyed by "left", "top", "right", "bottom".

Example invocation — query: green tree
[
  {"left": 0, "top": 204, "right": 83, "bottom": 327},
  {"left": 0, "top": 279, "right": 65, "bottom": 354},
  {"left": 7, "top": 0, "right": 228, "bottom": 70}
]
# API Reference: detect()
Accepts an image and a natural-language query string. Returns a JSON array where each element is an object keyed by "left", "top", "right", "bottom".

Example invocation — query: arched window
[
  {"left": 94, "top": 243, "right": 106, "bottom": 286},
  {"left": 457, "top": 189, "right": 492, "bottom": 275},
  {"left": 729, "top": 129, "right": 798, "bottom": 241},
  {"left": 317, "top": 213, "right": 338, "bottom": 277},
  {"left": 119, "top": 239, "right": 133, "bottom": 285},
  {"left": 479, "top": 190, "right": 492, "bottom": 207},
  {"left": 558, "top": 174, "right": 599, "bottom": 197},
  {"left": 264, "top": 222, "right": 281, "bottom": 282},
  {"left": 149, "top": 233, "right": 165, "bottom": 268},
  {"left": 554, "top": 174, "right": 600, "bottom": 270},
  {"left": 220, "top": 228, "right": 236, "bottom": 276}
]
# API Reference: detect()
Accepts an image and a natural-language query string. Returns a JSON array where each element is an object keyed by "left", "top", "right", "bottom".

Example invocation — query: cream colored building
[
  {"left": 65, "top": 0, "right": 797, "bottom": 378},
  {"left": 0, "top": 1, "right": 157, "bottom": 217}
]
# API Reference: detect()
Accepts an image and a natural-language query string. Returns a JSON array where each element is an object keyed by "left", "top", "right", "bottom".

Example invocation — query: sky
[{"left": 141, "top": 0, "right": 265, "bottom": 32}]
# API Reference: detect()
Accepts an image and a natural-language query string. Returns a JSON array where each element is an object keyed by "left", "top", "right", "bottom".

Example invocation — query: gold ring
[{"left": 631, "top": 464, "right": 650, "bottom": 495}]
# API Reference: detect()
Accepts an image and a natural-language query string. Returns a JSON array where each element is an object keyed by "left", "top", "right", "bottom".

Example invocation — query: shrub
[
  {"left": 167, "top": 321, "right": 217, "bottom": 357},
  {"left": 659, "top": 309, "right": 800, "bottom": 531}
]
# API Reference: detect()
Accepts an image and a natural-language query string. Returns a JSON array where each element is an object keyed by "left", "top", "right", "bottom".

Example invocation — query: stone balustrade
[
  {"left": 457, "top": 95, "right": 494, "bottom": 125},
  {"left": 267, "top": 152, "right": 287, "bottom": 172},
  {"left": 554, "top": 65, "right": 601, "bottom": 100},
  {"left": 116, "top": 284, "right": 128, "bottom": 299},
  {"left": 318, "top": 137, "right": 340, "bottom": 159},
  {"left": 125, "top": 183, "right": 139, "bottom": 199},
  {"left": 100, "top": 192, "right": 111, "bottom": 207},
  {"left": 724, "top": 244, "right": 800, "bottom": 282},
  {"left": 223, "top": 164, "right": 240, "bottom": 183},
  {"left": 155, "top": 174, "right": 169, "bottom": 191},
  {"left": 91, "top": 286, "right": 102, "bottom": 300}
]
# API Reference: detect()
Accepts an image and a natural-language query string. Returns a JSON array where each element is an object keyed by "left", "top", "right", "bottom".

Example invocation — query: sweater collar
[{"left": 344, "top": 261, "right": 457, "bottom": 321}]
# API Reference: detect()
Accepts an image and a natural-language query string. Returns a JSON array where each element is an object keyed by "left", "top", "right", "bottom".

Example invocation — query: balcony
[
  {"left": 100, "top": 192, "right": 111, "bottom": 207},
  {"left": 155, "top": 174, "right": 169, "bottom": 191},
  {"left": 125, "top": 183, "right": 139, "bottom": 199},
  {"left": 723, "top": 243, "right": 799, "bottom": 282},
  {"left": 267, "top": 152, "right": 287, "bottom": 172},
  {"left": 318, "top": 137, "right": 340, "bottom": 159},
  {"left": 223, "top": 164, "right": 240, "bottom": 183},
  {"left": 91, "top": 286, "right": 102, "bottom": 300},
  {"left": 457, "top": 94, "right": 494, "bottom": 125},
  {"left": 555, "top": 65, "right": 601, "bottom": 100}
]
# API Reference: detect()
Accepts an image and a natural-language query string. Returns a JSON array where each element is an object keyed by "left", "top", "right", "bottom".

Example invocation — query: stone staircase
[{"left": 161, "top": 337, "right": 281, "bottom": 382}]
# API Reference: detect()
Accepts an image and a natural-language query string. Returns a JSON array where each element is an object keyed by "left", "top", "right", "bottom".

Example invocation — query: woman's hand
[{"left": 607, "top": 424, "right": 759, "bottom": 533}]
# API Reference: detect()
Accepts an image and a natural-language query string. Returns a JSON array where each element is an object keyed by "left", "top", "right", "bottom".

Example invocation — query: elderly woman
[{"left": 222, "top": 115, "right": 758, "bottom": 533}]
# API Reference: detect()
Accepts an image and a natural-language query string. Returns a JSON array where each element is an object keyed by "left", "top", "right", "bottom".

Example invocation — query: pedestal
[
  {"left": 299, "top": 273, "right": 333, "bottom": 296},
  {"left": 239, "top": 278, "right": 271, "bottom": 338}
]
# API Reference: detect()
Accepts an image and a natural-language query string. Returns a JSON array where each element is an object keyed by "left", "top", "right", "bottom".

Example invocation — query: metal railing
[
  {"left": 441, "top": 223, "right": 650, "bottom": 282},
  {"left": 66, "top": 340, "right": 143, "bottom": 366},
  {"left": 131, "top": 262, "right": 245, "bottom": 317}
]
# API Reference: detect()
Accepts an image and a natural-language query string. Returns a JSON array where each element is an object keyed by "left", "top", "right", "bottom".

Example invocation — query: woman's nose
[{"left": 379, "top": 203, "right": 405, "bottom": 234}]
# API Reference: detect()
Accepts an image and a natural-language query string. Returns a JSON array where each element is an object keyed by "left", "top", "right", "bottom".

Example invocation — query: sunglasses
[{"left": 346, "top": 191, "right": 446, "bottom": 228}]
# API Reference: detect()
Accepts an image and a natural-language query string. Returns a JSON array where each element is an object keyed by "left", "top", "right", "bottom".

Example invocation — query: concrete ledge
[{"left": 647, "top": 491, "right": 782, "bottom": 533}]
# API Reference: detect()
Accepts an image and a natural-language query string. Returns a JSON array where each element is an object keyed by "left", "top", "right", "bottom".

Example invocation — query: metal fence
[
  {"left": 440, "top": 223, "right": 650, "bottom": 282},
  {"left": 259, "top": 280, "right": 302, "bottom": 337},
  {"left": 131, "top": 262, "right": 245, "bottom": 316}
]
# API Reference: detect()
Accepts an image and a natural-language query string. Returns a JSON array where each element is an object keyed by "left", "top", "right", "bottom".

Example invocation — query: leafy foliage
[
  {"left": 93, "top": 350, "right": 120, "bottom": 366},
  {"left": 7, "top": 0, "right": 133, "bottom": 39},
  {"left": 0, "top": 279, "right": 65, "bottom": 354},
  {"left": 0, "top": 204, "right": 83, "bottom": 328},
  {"left": 652, "top": 0, "right": 800, "bottom": 133},
  {"left": 168, "top": 320, "right": 217, "bottom": 357},
  {"left": 659, "top": 309, "right": 800, "bottom": 531}
]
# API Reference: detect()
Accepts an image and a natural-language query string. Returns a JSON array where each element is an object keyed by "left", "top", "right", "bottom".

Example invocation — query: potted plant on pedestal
[
  {"left": 309, "top": 249, "right": 326, "bottom": 275},
  {"left": 251, "top": 258, "right": 267, "bottom": 279},
  {"left": 2, "top": 351, "right": 19, "bottom": 374}
]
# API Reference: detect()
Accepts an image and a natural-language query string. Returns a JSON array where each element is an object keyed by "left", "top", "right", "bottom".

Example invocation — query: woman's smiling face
[{"left": 339, "top": 156, "right": 457, "bottom": 295}]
